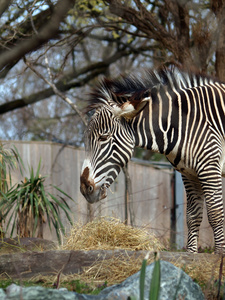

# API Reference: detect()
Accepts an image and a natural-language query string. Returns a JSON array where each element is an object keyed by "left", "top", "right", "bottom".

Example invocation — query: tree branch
[
  {"left": 107, "top": 0, "right": 175, "bottom": 45},
  {"left": 0, "top": 0, "right": 75, "bottom": 76},
  {"left": 0, "top": 0, "right": 13, "bottom": 18},
  {"left": 25, "top": 58, "right": 88, "bottom": 127},
  {"left": 0, "top": 45, "right": 149, "bottom": 115},
  {"left": 0, "top": 66, "right": 105, "bottom": 115},
  {"left": 106, "top": 0, "right": 193, "bottom": 65}
]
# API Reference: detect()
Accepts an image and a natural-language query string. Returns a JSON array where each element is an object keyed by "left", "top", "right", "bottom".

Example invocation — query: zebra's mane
[{"left": 87, "top": 67, "right": 216, "bottom": 111}]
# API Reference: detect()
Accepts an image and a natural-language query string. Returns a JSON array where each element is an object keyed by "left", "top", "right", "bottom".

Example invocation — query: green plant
[
  {"left": 0, "top": 144, "right": 24, "bottom": 237},
  {"left": 129, "top": 252, "right": 161, "bottom": 300},
  {"left": 0, "top": 144, "right": 24, "bottom": 193},
  {"left": 0, "top": 159, "right": 73, "bottom": 244},
  {"left": 149, "top": 254, "right": 160, "bottom": 300},
  {"left": 139, "top": 254, "right": 148, "bottom": 300}
]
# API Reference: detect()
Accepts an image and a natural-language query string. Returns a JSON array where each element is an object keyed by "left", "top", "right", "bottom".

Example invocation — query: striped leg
[
  {"left": 198, "top": 170, "right": 225, "bottom": 253},
  {"left": 182, "top": 175, "right": 204, "bottom": 252}
]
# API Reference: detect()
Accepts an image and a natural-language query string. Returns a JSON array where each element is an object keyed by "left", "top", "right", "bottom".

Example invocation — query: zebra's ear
[{"left": 112, "top": 98, "right": 149, "bottom": 119}]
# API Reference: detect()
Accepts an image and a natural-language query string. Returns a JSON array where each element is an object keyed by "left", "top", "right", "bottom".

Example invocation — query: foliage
[
  {"left": 149, "top": 255, "right": 160, "bottom": 300},
  {"left": 0, "top": 143, "right": 24, "bottom": 237},
  {"left": 0, "top": 159, "right": 73, "bottom": 244},
  {"left": 198, "top": 246, "right": 215, "bottom": 254},
  {"left": 0, "top": 144, "right": 23, "bottom": 193},
  {"left": 138, "top": 253, "right": 160, "bottom": 300}
]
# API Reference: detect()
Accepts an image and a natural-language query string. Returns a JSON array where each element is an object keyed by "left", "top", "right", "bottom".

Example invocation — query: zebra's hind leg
[
  {"left": 182, "top": 175, "right": 204, "bottom": 253},
  {"left": 199, "top": 172, "right": 225, "bottom": 253}
]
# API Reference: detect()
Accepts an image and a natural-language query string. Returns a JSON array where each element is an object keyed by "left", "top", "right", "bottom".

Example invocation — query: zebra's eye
[{"left": 98, "top": 134, "right": 109, "bottom": 142}]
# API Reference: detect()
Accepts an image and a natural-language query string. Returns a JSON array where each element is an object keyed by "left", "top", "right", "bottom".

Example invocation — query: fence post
[
  {"left": 174, "top": 171, "right": 184, "bottom": 249},
  {"left": 122, "top": 165, "right": 135, "bottom": 226}
]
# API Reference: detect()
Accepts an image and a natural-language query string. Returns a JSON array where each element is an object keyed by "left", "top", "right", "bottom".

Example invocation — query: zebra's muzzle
[
  {"left": 80, "top": 166, "right": 108, "bottom": 203},
  {"left": 99, "top": 183, "right": 108, "bottom": 199},
  {"left": 80, "top": 183, "right": 108, "bottom": 203}
]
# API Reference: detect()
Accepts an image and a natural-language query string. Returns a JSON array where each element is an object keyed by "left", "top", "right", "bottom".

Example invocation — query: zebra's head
[
  {"left": 80, "top": 105, "right": 135, "bottom": 203},
  {"left": 80, "top": 78, "right": 149, "bottom": 203}
]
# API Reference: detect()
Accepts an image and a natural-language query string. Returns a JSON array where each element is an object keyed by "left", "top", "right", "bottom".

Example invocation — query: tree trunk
[
  {"left": 212, "top": 1, "right": 225, "bottom": 80},
  {"left": 215, "top": 25, "right": 225, "bottom": 81}
]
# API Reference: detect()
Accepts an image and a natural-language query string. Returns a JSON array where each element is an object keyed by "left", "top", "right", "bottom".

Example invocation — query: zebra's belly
[
  {"left": 174, "top": 161, "right": 225, "bottom": 179},
  {"left": 167, "top": 143, "right": 225, "bottom": 179},
  {"left": 166, "top": 153, "right": 197, "bottom": 179},
  {"left": 174, "top": 163, "right": 197, "bottom": 179}
]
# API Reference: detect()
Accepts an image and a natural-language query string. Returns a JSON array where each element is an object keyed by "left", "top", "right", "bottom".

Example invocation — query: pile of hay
[
  {"left": 57, "top": 217, "right": 163, "bottom": 286},
  {"left": 63, "top": 216, "right": 164, "bottom": 251}
]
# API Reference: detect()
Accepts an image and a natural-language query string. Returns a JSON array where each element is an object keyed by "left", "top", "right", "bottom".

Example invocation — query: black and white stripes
[{"left": 80, "top": 67, "right": 225, "bottom": 253}]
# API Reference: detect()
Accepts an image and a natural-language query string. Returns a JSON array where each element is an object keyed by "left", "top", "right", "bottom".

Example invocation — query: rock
[
  {"left": 98, "top": 260, "right": 205, "bottom": 300},
  {"left": 6, "top": 284, "right": 22, "bottom": 294},
  {"left": 0, "top": 261, "right": 205, "bottom": 300},
  {"left": 5, "top": 285, "right": 77, "bottom": 300},
  {"left": 0, "top": 288, "right": 6, "bottom": 300},
  {"left": 0, "top": 285, "right": 98, "bottom": 300}
]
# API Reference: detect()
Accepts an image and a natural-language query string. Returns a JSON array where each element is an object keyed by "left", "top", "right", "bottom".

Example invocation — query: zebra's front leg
[
  {"left": 200, "top": 174, "right": 225, "bottom": 253},
  {"left": 182, "top": 175, "right": 204, "bottom": 253}
]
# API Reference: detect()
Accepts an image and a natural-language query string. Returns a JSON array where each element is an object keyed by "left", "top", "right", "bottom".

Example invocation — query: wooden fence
[{"left": 2, "top": 140, "right": 221, "bottom": 249}]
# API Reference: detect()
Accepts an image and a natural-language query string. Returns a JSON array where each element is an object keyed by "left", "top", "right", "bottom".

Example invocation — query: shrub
[
  {"left": 0, "top": 144, "right": 23, "bottom": 237},
  {"left": 0, "top": 159, "right": 73, "bottom": 244}
]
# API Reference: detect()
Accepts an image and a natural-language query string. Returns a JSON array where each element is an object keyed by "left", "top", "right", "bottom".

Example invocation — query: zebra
[{"left": 80, "top": 66, "right": 225, "bottom": 253}]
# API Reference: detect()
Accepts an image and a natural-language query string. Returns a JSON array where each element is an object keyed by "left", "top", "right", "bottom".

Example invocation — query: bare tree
[
  {"left": 0, "top": 0, "right": 224, "bottom": 142},
  {"left": 106, "top": 0, "right": 225, "bottom": 75}
]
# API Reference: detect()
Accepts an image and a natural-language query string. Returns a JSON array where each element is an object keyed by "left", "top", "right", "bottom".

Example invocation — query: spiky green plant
[
  {"left": 0, "top": 159, "right": 73, "bottom": 244},
  {"left": 0, "top": 144, "right": 23, "bottom": 193},
  {"left": 149, "top": 254, "right": 160, "bottom": 300},
  {"left": 137, "top": 252, "right": 161, "bottom": 300},
  {"left": 0, "top": 143, "right": 24, "bottom": 237}
]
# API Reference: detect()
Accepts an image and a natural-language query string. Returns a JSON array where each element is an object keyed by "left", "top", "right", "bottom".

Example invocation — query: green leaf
[
  {"left": 29, "top": 193, "right": 34, "bottom": 215},
  {"left": 140, "top": 255, "right": 148, "bottom": 300},
  {"left": 33, "top": 213, "right": 38, "bottom": 236},
  {"left": 30, "top": 165, "right": 34, "bottom": 183},
  {"left": 35, "top": 158, "right": 42, "bottom": 179},
  {"left": 11, "top": 145, "right": 25, "bottom": 176},
  {"left": 33, "top": 193, "right": 40, "bottom": 216},
  {"left": 51, "top": 216, "right": 62, "bottom": 244},
  {"left": 149, "top": 254, "right": 160, "bottom": 300},
  {"left": 52, "top": 185, "right": 74, "bottom": 201},
  {"left": 48, "top": 192, "right": 70, "bottom": 211},
  {"left": 10, "top": 217, "right": 17, "bottom": 237}
]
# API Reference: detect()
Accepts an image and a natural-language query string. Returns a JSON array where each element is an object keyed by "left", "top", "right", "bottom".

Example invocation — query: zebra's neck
[{"left": 130, "top": 98, "right": 175, "bottom": 155}]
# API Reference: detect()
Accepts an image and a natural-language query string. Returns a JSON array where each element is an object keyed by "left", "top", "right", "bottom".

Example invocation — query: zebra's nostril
[{"left": 87, "top": 185, "right": 94, "bottom": 194}]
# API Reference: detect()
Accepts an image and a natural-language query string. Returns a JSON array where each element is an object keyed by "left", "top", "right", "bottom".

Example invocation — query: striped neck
[{"left": 130, "top": 101, "right": 171, "bottom": 154}]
